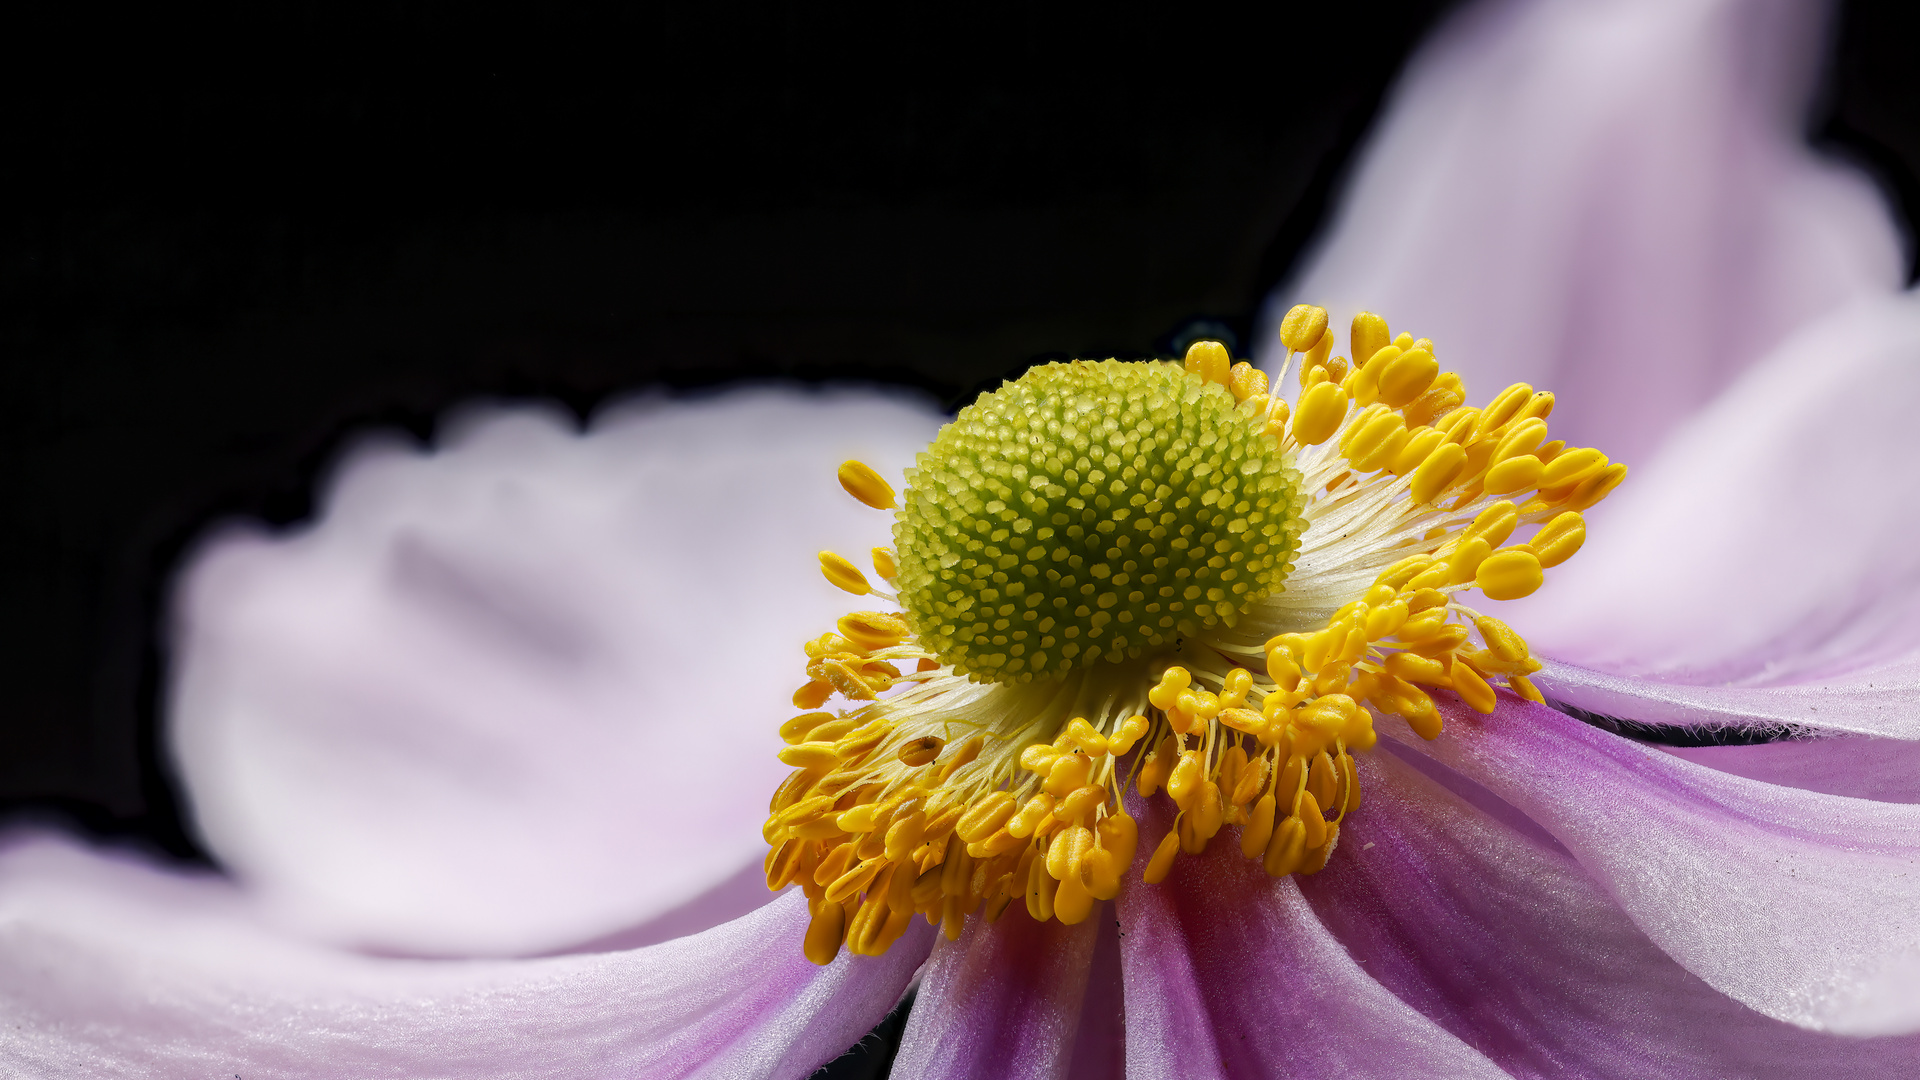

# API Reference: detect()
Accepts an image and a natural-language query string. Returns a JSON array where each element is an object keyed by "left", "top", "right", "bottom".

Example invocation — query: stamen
[{"left": 767, "top": 306, "right": 1624, "bottom": 963}]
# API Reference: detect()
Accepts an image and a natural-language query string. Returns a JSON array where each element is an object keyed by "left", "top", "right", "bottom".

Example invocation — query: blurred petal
[
  {"left": 1304, "top": 750, "right": 1920, "bottom": 1076},
  {"left": 0, "top": 831, "right": 930, "bottom": 1078},
  {"left": 1515, "top": 294, "right": 1920, "bottom": 710},
  {"left": 170, "top": 387, "right": 945, "bottom": 955},
  {"left": 1270, "top": 0, "right": 1900, "bottom": 467},
  {"left": 892, "top": 906, "right": 1101, "bottom": 1080},
  {"left": 1387, "top": 697, "right": 1920, "bottom": 1035},
  {"left": 1114, "top": 802, "right": 1506, "bottom": 1079}
]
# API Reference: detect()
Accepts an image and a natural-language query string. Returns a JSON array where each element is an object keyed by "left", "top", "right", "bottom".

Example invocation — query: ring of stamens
[{"left": 768, "top": 308, "right": 1625, "bottom": 964}]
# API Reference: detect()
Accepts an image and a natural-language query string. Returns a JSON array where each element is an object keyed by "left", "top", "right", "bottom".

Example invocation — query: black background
[{"left": 2, "top": 0, "right": 1915, "bottom": 885}]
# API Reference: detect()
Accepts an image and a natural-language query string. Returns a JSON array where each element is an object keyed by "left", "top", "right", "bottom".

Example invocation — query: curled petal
[
  {"left": 0, "top": 833, "right": 932, "bottom": 1077},
  {"left": 171, "top": 389, "right": 943, "bottom": 955},
  {"left": 1388, "top": 697, "right": 1920, "bottom": 1035},
  {"left": 1305, "top": 751, "right": 1920, "bottom": 1074}
]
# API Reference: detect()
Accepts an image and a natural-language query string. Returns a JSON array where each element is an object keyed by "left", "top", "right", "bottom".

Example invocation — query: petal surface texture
[
  {"left": 1303, "top": 750, "right": 1920, "bottom": 1076},
  {"left": 891, "top": 906, "right": 1101, "bottom": 1080},
  {"left": 0, "top": 832, "right": 932, "bottom": 1078},
  {"left": 1272, "top": 0, "right": 1901, "bottom": 468},
  {"left": 1114, "top": 802, "right": 1507, "bottom": 1078},
  {"left": 1515, "top": 294, "right": 1920, "bottom": 736},
  {"left": 169, "top": 388, "right": 944, "bottom": 955},
  {"left": 1390, "top": 698, "right": 1920, "bottom": 1036}
]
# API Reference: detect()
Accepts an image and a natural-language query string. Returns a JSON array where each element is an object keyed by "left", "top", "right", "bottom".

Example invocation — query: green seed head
[{"left": 893, "top": 359, "right": 1306, "bottom": 684}]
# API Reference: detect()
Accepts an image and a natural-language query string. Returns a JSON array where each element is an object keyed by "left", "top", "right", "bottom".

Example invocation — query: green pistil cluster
[{"left": 893, "top": 359, "right": 1306, "bottom": 684}]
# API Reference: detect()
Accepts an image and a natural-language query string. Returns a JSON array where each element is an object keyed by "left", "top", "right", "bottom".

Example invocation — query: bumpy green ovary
[{"left": 893, "top": 359, "right": 1306, "bottom": 684}]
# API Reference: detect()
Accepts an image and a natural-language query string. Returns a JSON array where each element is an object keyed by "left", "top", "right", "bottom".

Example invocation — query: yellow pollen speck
[{"left": 766, "top": 307, "right": 1628, "bottom": 965}]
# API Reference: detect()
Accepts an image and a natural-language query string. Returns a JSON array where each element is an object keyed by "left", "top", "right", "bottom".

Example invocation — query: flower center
[
  {"left": 772, "top": 308, "right": 1627, "bottom": 966},
  {"left": 892, "top": 359, "right": 1306, "bottom": 684}
]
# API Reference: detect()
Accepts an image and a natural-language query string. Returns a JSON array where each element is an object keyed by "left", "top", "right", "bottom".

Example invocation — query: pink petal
[
  {"left": 170, "top": 388, "right": 944, "bottom": 955},
  {"left": 891, "top": 905, "right": 1102, "bottom": 1080},
  {"left": 1302, "top": 749, "right": 1920, "bottom": 1076},
  {"left": 1532, "top": 656, "right": 1920, "bottom": 742},
  {"left": 1657, "top": 739, "right": 1920, "bottom": 804},
  {"left": 1271, "top": 0, "right": 1900, "bottom": 468},
  {"left": 1113, "top": 801, "right": 1507, "bottom": 1078},
  {"left": 1385, "top": 696, "right": 1920, "bottom": 1035},
  {"left": 1513, "top": 293, "right": 1920, "bottom": 706},
  {"left": 0, "top": 831, "right": 931, "bottom": 1077}
]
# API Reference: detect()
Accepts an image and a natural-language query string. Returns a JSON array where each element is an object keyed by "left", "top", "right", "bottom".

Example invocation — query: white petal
[
  {"left": 1270, "top": 0, "right": 1900, "bottom": 467},
  {"left": 170, "top": 387, "right": 945, "bottom": 955},
  {"left": 0, "top": 831, "right": 932, "bottom": 1077},
  {"left": 1514, "top": 292, "right": 1920, "bottom": 715}
]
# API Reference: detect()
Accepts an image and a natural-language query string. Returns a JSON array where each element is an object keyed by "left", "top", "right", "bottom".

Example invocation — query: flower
[
  {"left": 6, "top": 0, "right": 1920, "bottom": 1077},
  {"left": 770, "top": 328, "right": 1619, "bottom": 969}
]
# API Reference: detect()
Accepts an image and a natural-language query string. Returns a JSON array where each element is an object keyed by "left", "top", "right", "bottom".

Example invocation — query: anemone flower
[{"left": 5, "top": 0, "right": 1920, "bottom": 1078}]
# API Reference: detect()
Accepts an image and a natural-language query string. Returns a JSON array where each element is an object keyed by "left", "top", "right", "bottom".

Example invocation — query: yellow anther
[
  {"left": 779, "top": 711, "right": 836, "bottom": 745},
  {"left": 1261, "top": 398, "right": 1290, "bottom": 439},
  {"left": 1465, "top": 501, "right": 1520, "bottom": 549},
  {"left": 1410, "top": 441, "right": 1468, "bottom": 504},
  {"left": 1371, "top": 554, "right": 1433, "bottom": 592},
  {"left": 1167, "top": 750, "right": 1204, "bottom": 808},
  {"left": 1392, "top": 332, "right": 1414, "bottom": 350},
  {"left": 897, "top": 735, "right": 945, "bottom": 767},
  {"left": 1007, "top": 794, "right": 1056, "bottom": 839},
  {"left": 1446, "top": 537, "right": 1493, "bottom": 585},
  {"left": 886, "top": 811, "right": 927, "bottom": 861},
  {"left": 1143, "top": 829, "right": 1182, "bottom": 884},
  {"left": 1138, "top": 735, "right": 1177, "bottom": 797},
  {"left": 1048, "top": 824, "right": 1094, "bottom": 881},
  {"left": 793, "top": 681, "right": 833, "bottom": 709},
  {"left": 1346, "top": 410, "right": 1408, "bottom": 473},
  {"left": 803, "top": 897, "right": 847, "bottom": 966},
  {"left": 1280, "top": 304, "right": 1330, "bottom": 352},
  {"left": 1384, "top": 651, "right": 1450, "bottom": 686},
  {"left": 1322, "top": 354, "right": 1350, "bottom": 384},
  {"left": 779, "top": 742, "right": 841, "bottom": 770},
  {"left": 1219, "top": 707, "right": 1265, "bottom": 735},
  {"left": 819, "top": 551, "right": 872, "bottom": 595},
  {"left": 1297, "top": 791, "right": 1328, "bottom": 848},
  {"left": 1533, "top": 511, "right": 1587, "bottom": 568},
  {"left": 1566, "top": 463, "right": 1628, "bottom": 510},
  {"left": 1364, "top": 599, "right": 1410, "bottom": 640},
  {"left": 837, "top": 460, "right": 897, "bottom": 510},
  {"left": 1019, "top": 743, "right": 1063, "bottom": 775},
  {"left": 1484, "top": 454, "right": 1545, "bottom": 495},
  {"left": 1476, "top": 549, "right": 1545, "bottom": 600},
  {"left": 1301, "top": 363, "right": 1329, "bottom": 389},
  {"left": 1293, "top": 381, "right": 1351, "bottom": 446},
  {"left": 956, "top": 791, "right": 1018, "bottom": 843},
  {"left": 1516, "top": 390, "right": 1556, "bottom": 422},
  {"left": 1183, "top": 340, "right": 1233, "bottom": 386},
  {"left": 1057, "top": 783, "right": 1107, "bottom": 825},
  {"left": 1350, "top": 312, "right": 1389, "bottom": 374},
  {"left": 1146, "top": 665, "right": 1192, "bottom": 711},
  {"left": 1108, "top": 715, "right": 1150, "bottom": 756},
  {"left": 1450, "top": 656, "right": 1497, "bottom": 714},
  {"left": 837, "top": 611, "right": 910, "bottom": 651},
  {"left": 1192, "top": 782, "right": 1225, "bottom": 840},
  {"left": 1303, "top": 326, "right": 1334, "bottom": 369},
  {"left": 1405, "top": 623, "right": 1471, "bottom": 658},
  {"left": 1475, "top": 615, "right": 1529, "bottom": 663},
  {"left": 1043, "top": 751, "right": 1094, "bottom": 797},
  {"left": 870, "top": 547, "right": 898, "bottom": 581},
  {"left": 1308, "top": 751, "right": 1338, "bottom": 808},
  {"left": 1471, "top": 383, "right": 1534, "bottom": 442},
  {"left": 1266, "top": 648, "right": 1301, "bottom": 692},
  {"left": 1405, "top": 587, "right": 1447, "bottom": 612},
  {"left": 1098, "top": 812, "right": 1138, "bottom": 873},
  {"left": 1390, "top": 426, "right": 1445, "bottom": 476},
  {"left": 1510, "top": 674, "right": 1546, "bottom": 704},
  {"left": 1404, "top": 385, "right": 1465, "bottom": 430},
  {"left": 1491, "top": 417, "right": 1549, "bottom": 465},
  {"left": 1262, "top": 815, "right": 1305, "bottom": 877},
  {"left": 1378, "top": 348, "right": 1438, "bottom": 408},
  {"left": 1540, "top": 448, "right": 1607, "bottom": 488},
  {"left": 1229, "top": 362, "right": 1269, "bottom": 403},
  {"left": 1065, "top": 717, "right": 1110, "bottom": 757},
  {"left": 825, "top": 857, "right": 885, "bottom": 905},
  {"left": 1220, "top": 667, "right": 1254, "bottom": 709}
]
